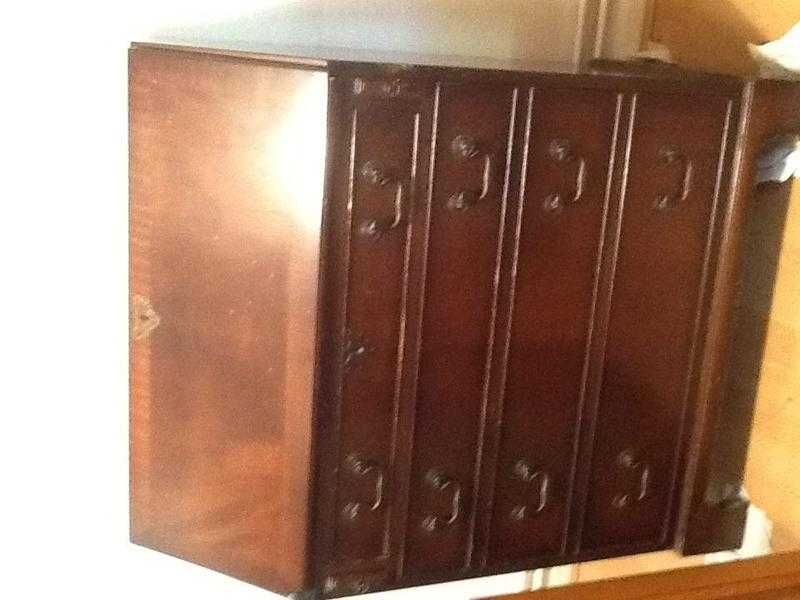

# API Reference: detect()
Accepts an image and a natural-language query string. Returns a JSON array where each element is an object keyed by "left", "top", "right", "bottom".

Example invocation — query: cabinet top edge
[
  {"left": 130, "top": 42, "right": 330, "bottom": 71},
  {"left": 129, "top": 42, "right": 786, "bottom": 92}
]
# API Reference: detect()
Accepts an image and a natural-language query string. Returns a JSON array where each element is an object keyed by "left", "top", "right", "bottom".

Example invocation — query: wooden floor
[{"left": 485, "top": 551, "right": 800, "bottom": 599}]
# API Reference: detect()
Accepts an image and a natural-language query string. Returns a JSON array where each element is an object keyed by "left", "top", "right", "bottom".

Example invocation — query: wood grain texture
[
  {"left": 129, "top": 46, "right": 328, "bottom": 593},
  {"left": 574, "top": 550, "right": 705, "bottom": 583},
  {"left": 679, "top": 80, "right": 800, "bottom": 556},
  {"left": 484, "top": 550, "right": 800, "bottom": 600},
  {"left": 311, "top": 73, "right": 437, "bottom": 597},
  {"left": 489, "top": 87, "right": 620, "bottom": 565},
  {"left": 329, "top": 88, "right": 419, "bottom": 568},
  {"left": 605, "top": 2, "right": 800, "bottom": 577},
  {"left": 404, "top": 83, "right": 517, "bottom": 577},
  {"left": 585, "top": 91, "right": 733, "bottom": 553}
]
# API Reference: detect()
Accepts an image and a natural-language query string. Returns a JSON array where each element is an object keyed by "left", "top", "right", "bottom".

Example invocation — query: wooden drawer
[
  {"left": 330, "top": 92, "right": 423, "bottom": 566},
  {"left": 488, "top": 87, "right": 622, "bottom": 564},
  {"left": 580, "top": 93, "right": 733, "bottom": 553},
  {"left": 403, "top": 83, "right": 518, "bottom": 576}
]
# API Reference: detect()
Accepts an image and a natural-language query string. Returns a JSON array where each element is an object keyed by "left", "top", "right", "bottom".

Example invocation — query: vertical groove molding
[{"left": 676, "top": 86, "right": 752, "bottom": 555}]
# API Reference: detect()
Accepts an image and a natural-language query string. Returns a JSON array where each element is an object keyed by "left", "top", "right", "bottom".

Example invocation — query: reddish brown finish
[
  {"left": 581, "top": 93, "right": 732, "bottom": 553},
  {"left": 485, "top": 549, "right": 800, "bottom": 600},
  {"left": 403, "top": 83, "right": 518, "bottom": 577},
  {"left": 678, "top": 80, "right": 800, "bottom": 555},
  {"left": 329, "top": 88, "right": 420, "bottom": 567},
  {"left": 489, "top": 88, "right": 621, "bottom": 565},
  {"left": 129, "top": 47, "right": 328, "bottom": 593},
  {"left": 312, "top": 74, "right": 438, "bottom": 597},
  {"left": 128, "top": 43, "right": 799, "bottom": 599}
]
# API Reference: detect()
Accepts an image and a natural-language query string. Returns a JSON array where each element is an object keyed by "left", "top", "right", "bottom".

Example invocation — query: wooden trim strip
[
  {"left": 566, "top": 90, "right": 627, "bottom": 555},
  {"left": 465, "top": 85, "right": 519, "bottom": 568},
  {"left": 392, "top": 83, "right": 440, "bottom": 579}
]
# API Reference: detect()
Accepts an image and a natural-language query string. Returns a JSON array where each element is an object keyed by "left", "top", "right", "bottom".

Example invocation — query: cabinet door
[
  {"left": 329, "top": 90, "right": 425, "bottom": 568},
  {"left": 488, "top": 88, "right": 622, "bottom": 564},
  {"left": 581, "top": 93, "right": 732, "bottom": 552},
  {"left": 403, "top": 84, "right": 518, "bottom": 576}
]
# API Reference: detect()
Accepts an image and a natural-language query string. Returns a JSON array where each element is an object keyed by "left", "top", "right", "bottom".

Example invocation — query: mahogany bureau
[{"left": 129, "top": 42, "right": 800, "bottom": 598}]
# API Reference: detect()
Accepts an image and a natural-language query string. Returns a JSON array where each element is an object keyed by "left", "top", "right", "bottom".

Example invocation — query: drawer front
[
  {"left": 488, "top": 88, "right": 622, "bottom": 563},
  {"left": 332, "top": 97, "right": 423, "bottom": 565},
  {"left": 581, "top": 93, "right": 732, "bottom": 552},
  {"left": 403, "top": 84, "right": 518, "bottom": 576}
]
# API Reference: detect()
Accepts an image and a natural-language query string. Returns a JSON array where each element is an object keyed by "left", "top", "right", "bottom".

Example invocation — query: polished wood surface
[
  {"left": 329, "top": 81, "right": 420, "bottom": 568},
  {"left": 311, "top": 74, "right": 438, "bottom": 597},
  {"left": 404, "top": 83, "right": 517, "bottom": 577},
  {"left": 679, "top": 80, "right": 800, "bottom": 556},
  {"left": 129, "top": 46, "right": 328, "bottom": 593},
  {"left": 646, "top": 0, "right": 800, "bottom": 556},
  {"left": 583, "top": 92, "right": 732, "bottom": 553},
  {"left": 485, "top": 551, "right": 800, "bottom": 600},
  {"left": 489, "top": 88, "right": 620, "bottom": 565},
  {"left": 574, "top": 549, "right": 704, "bottom": 584},
  {"left": 128, "top": 42, "right": 798, "bottom": 598}
]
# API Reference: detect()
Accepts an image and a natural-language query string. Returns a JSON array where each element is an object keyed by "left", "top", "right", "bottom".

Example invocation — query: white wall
[
  {"left": 128, "top": 0, "right": 588, "bottom": 63},
  {"left": 597, "top": 0, "right": 650, "bottom": 60},
  {"left": 0, "top": 2, "right": 639, "bottom": 599}
]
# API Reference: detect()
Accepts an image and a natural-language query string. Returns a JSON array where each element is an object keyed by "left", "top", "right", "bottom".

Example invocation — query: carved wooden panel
[
  {"left": 403, "top": 83, "right": 518, "bottom": 577},
  {"left": 580, "top": 92, "right": 733, "bottom": 553},
  {"left": 488, "top": 87, "right": 622, "bottom": 565},
  {"left": 330, "top": 93, "right": 423, "bottom": 567}
]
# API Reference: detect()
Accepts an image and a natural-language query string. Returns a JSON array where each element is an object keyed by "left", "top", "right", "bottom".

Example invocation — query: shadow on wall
[{"left": 141, "top": 0, "right": 585, "bottom": 63}]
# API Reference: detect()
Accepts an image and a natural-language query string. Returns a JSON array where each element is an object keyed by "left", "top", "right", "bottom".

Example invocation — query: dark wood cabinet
[{"left": 129, "top": 43, "right": 800, "bottom": 598}]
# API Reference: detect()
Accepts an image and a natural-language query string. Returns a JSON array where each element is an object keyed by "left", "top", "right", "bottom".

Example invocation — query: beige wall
[{"left": 650, "top": 1, "right": 800, "bottom": 76}]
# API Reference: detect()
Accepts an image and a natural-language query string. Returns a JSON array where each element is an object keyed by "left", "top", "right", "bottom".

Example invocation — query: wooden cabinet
[{"left": 129, "top": 44, "right": 800, "bottom": 598}]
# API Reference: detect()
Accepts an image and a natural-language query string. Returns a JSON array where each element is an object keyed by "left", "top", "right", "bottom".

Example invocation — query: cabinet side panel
[
  {"left": 129, "top": 46, "right": 328, "bottom": 592},
  {"left": 679, "top": 80, "right": 800, "bottom": 554}
]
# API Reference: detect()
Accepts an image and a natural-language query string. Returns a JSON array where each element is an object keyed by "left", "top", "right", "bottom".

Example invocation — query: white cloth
[
  {"left": 756, "top": 134, "right": 800, "bottom": 184},
  {"left": 749, "top": 22, "right": 800, "bottom": 79}
]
